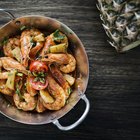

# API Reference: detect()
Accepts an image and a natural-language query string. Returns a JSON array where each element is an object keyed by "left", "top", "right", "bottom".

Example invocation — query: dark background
[{"left": 0, "top": 0, "right": 140, "bottom": 140}]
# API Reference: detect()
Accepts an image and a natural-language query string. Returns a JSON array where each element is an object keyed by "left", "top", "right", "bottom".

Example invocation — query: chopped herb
[
  {"left": 32, "top": 71, "right": 47, "bottom": 78},
  {"left": 1, "top": 37, "right": 9, "bottom": 46},
  {"left": 30, "top": 37, "right": 36, "bottom": 47},
  {"left": 20, "top": 25, "right": 27, "bottom": 31},
  {"left": 32, "top": 70, "right": 47, "bottom": 85},
  {"left": 31, "top": 41, "right": 36, "bottom": 47},
  {"left": 40, "top": 72, "right": 45, "bottom": 77},
  {"left": 38, "top": 71, "right": 47, "bottom": 77},
  {"left": 33, "top": 77, "right": 45, "bottom": 84},
  {"left": 67, "top": 88, "right": 72, "bottom": 94},
  {"left": 15, "top": 83, "right": 23, "bottom": 99},
  {"left": 3, "top": 40, "right": 8, "bottom": 45},
  {"left": 16, "top": 72, "right": 23, "bottom": 77},
  {"left": 32, "top": 72, "right": 38, "bottom": 77},
  {"left": 39, "top": 78, "right": 45, "bottom": 84},
  {"left": 15, "top": 88, "right": 20, "bottom": 95},
  {"left": 53, "top": 29, "right": 65, "bottom": 41},
  {"left": 33, "top": 77, "right": 39, "bottom": 82},
  {"left": 16, "top": 87, "right": 23, "bottom": 99}
]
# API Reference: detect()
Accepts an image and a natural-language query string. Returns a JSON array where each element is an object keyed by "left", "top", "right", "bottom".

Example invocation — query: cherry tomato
[
  {"left": 29, "top": 76, "right": 48, "bottom": 90},
  {"left": 30, "top": 60, "right": 48, "bottom": 73},
  {"left": 29, "top": 61, "right": 48, "bottom": 90}
]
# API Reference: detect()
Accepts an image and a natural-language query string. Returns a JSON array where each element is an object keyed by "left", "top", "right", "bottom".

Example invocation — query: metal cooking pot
[{"left": 0, "top": 9, "right": 90, "bottom": 131}]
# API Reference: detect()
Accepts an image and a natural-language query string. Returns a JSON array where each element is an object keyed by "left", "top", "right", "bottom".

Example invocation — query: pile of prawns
[{"left": 0, "top": 28, "right": 76, "bottom": 112}]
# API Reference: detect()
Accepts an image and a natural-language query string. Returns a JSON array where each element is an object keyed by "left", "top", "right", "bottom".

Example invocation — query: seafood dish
[{"left": 0, "top": 28, "right": 76, "bottom": 113}]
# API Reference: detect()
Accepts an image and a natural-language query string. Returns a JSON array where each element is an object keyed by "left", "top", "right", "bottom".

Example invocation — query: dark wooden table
[{"left": 0, "top": 0, "right": 140, "bottom": 140}]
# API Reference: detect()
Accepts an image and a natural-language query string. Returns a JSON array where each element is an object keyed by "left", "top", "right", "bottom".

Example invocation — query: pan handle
[
  {"left": 0, "top": 9, "right": 15, "bottom": 20},
  {"left": 52, "top": 93, "right": 90, "bottom": 131}
]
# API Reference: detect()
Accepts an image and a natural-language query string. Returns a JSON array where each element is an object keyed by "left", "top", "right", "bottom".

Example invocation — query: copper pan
[{"left": 0, "top": 9, "right": 90, "bottom": 131}]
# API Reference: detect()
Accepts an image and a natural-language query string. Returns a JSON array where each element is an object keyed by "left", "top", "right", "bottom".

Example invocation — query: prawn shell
[
  {"left": 42, "top": 74, "right": 66, "bottom": 110},
  {"left": 49, "top": 64, "right": 70, "bottom": 99}
]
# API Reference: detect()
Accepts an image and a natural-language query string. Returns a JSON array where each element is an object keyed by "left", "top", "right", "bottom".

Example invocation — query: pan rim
[{"left": 0, "top": 15, "right": 89, "bottom": 125}]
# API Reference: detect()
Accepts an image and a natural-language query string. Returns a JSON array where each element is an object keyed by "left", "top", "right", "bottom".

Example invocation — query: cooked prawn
[
  {"left": 60, "top": 54, "right": 76, "bottom": 73},
  {"left": 49, "top": 64, "right": 70, "bottom": 99},
  {"left": 3, "top": 36, "right": 20, "bottom": 58},
  {"left": 42, "top": 74, "right": 66, "bottom": 110},
  {"left": 20, "top": 29, "right": 44, "bottom": 67},
  {"left": 0, "top": 79, "right": 13, "bottom": 96},
  {"left": 41, "top": 53, "right": 69, "bottom": 65},
  {"left": 13, "top": 93, "right": 37, "bottom": 111},
  {"left": 40, "top": 31, "right": 68, "bottom": 57},
  {"left": 40, "top": 34, "right": 55, "bottom": 57},
  {"left": 0, "top": 57, "right": 28, "bottom": 75}
]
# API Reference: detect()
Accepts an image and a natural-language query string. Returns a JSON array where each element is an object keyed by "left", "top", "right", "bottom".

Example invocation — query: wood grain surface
[{"left": 0, "top": 0, "right": 140, "bottom": 140}]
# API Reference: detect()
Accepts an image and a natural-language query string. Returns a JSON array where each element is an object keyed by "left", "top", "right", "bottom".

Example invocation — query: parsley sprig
[
  {"left": 15, "top": 83, "right": 23, "bottom": 99},
  {"left": 53, "top": 29, "right": 65, "bottom": 41},
  {"left": 32, "top": 71, "right": 47, "bottom": 84}
]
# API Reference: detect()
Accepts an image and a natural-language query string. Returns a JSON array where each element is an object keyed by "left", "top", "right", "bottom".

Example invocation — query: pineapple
[{"left": 97, "top": 0, "right": 140, "bottom": 52}]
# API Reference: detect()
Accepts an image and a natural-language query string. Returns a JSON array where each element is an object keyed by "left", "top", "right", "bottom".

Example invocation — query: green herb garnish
[
  {"left": 32, "top": 71, "right": 47, "bottom": 78},
  {"left": 15, "top": 81, "right": 23, "bottom": 99},
  {"left": 30, "top": 37, "right": 36, "bottom": 47},
  {"left": 32, "top": 72, "right": 38, "bottom": 77},
  {"left": 15, "top": 88, "right": 20, "bottom": 95},
  {"left": 33, "top": 77, "right": 39, "bottom": 82},
  {"left": 1, "top": 37, "right": 9, "bottom": 46},
  {"left": 39, "top": 78, "right": 45, "bottom": 84},
  {"left": 20, "top": 25, "right": 27, "bottom": 31},
  {"left": 15, "top": 87, "right": 23, "bottom": 99},
  {"left": 16, "top": 72, "right": 23, "bottom": 77},
  {"left": 38, "top": 71, "right": 47, "bottom": 77},
  {"left": 33, "top": 77, "right": 45, "bottom": 84},
  {"left": 67, "top": 88, "right": 72, "bottom": 94},
  {"left": 32, "top": 70, "right": 47, "bottom": 84},
  {"left": 53, "top": 29, "right": 65, "bottom": 41}
]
